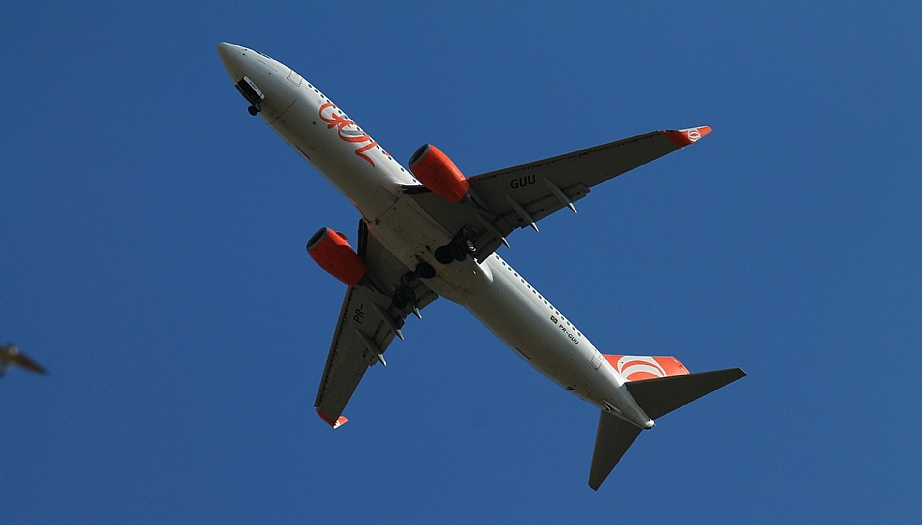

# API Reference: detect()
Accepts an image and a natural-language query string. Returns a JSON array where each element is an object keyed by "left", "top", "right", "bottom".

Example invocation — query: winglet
[
  {"left": 317, "top": 409, "right": 349, "bottom": 429},
  {"left": 664, "top": 126, "right": 712, "bottom": 148}
]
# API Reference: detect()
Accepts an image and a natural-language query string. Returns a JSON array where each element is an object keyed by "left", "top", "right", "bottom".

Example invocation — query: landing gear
[
  {"left": 235, "top": 76, "right": 265, "bottom": 117},
  {"left": 435, "top": 228, "right": 477, "bottom": 265},
  {"left": 391, "top": 285, "right": 416, "bottom": 309},
  {"left": 434, "top": 246, "right": 453, "bottom": 265},
  {"left": 390, "top": 262, "right": 435, "bottom": 309},
  {"left": 417, "top": 262, "right": 436, "bottom": 279}
]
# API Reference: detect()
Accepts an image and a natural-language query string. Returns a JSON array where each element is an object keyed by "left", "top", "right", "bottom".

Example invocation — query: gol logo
[
  {"left": 616, "top": 356, "right": 667, "bottom": 381},
  {"left": 319, "top": 102, "right": 378, "bottom": 167}
]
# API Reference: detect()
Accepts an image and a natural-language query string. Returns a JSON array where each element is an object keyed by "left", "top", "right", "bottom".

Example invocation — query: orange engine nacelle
[
  {"left": 408, "top": 144, "right": 470, "bottom": 203},
  {"left": 306, "top": 227, "right": 367, "bottom": 286}
]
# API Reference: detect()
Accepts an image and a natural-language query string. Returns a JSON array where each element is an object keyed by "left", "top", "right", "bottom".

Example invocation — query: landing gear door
[{"left": 235, "top": 76, "right": 264, "bottom": 114}]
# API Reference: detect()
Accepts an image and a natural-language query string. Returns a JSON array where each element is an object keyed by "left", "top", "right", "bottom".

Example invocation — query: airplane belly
[
  {"left": 369, "top": 194, "right": 500, "bottom": 300},
  {"left": 460, "top": 256, "right": 620, "bottom": 404}
]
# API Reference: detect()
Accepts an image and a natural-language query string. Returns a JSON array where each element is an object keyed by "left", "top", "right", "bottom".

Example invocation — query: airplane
[
  {"left": 216, "top": 42, "right": 745, "bottom": 490},
  {"left": 0, "top": 343, "right": 47, "bottom": 376}
]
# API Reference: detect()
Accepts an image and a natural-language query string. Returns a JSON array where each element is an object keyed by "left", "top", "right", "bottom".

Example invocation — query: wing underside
[
  {"left": 406, "top": 127, "right": 710, "bottom": 260},
  {"left": 314, "top": 222, "right": 438, "bottom": 426}
]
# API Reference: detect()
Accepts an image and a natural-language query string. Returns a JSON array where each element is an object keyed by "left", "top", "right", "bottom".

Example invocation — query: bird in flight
[{"left": 0, "top": 343, "right": 47, "bottom": 376}]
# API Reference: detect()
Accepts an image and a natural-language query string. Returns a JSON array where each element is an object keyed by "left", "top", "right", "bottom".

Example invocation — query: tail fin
[
  {"left": 587, "top": 366, "right": 745, "bottom": 490},
  {"left": 604, "top": 354, "right": 690, "bottom": 381}
]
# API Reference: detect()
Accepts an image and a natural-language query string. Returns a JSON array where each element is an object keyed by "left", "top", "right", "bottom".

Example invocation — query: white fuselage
[{"left": 217, "top": 43, "right": 653, "bottom": 429}]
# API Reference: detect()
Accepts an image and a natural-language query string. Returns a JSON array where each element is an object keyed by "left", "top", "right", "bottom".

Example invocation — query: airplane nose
[
  {"left": 216, "top": 42, "right": 245, "bottom": 75},
  {"left": 216, "top": 43, "right": 295, "bottom": 120}
]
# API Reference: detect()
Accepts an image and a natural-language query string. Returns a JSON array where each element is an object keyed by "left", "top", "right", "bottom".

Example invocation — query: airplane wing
[
  {"left": 314, "top": 222, "right": 438, "bottom": 427},
  {"left": 405, "top": 127, "right": 710, "bottom": 261}
]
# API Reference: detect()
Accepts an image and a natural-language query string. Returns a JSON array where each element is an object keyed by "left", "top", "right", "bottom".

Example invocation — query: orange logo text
[{"left": 319, "top": 102, "right": 378, "bottom": 167}]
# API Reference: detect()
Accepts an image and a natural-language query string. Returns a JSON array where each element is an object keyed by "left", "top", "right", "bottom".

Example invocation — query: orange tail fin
[{"left": 603, "top": 355, "right": 689, "bottom": 381}]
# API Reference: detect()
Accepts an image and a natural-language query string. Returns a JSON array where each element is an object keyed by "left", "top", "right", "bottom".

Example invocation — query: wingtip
[
  {"left": 316, "top": 409, "right": 349, "bottom": 429},
  {"left": 665, "top": 126, "right": 712, "bottom": 148}
]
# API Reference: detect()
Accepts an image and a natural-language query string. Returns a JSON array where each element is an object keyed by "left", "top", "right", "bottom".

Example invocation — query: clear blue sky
[{"left": 2, "top": 2, "right": 920, "bottom": 523}]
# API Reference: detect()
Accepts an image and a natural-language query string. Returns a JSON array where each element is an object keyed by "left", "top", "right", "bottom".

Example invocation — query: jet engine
[
  {"left": 408, "top": 144, "right": 470, "bottom": 203},
  {"left": 306, "top": 227, "right": 367, "bottom": 286}
]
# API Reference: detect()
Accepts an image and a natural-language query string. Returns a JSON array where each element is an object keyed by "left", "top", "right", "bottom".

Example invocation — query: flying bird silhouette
[{"left": 0, "top": 344, "right": 47, "bottom": 376}]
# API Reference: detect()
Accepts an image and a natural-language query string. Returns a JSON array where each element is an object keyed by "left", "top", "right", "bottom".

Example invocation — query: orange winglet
[
  {"left": 317, "top": 409, "right": 348, "bottom": 429},
  {"left": 664, "top": 126, "right": 712, "bottom": 148}
]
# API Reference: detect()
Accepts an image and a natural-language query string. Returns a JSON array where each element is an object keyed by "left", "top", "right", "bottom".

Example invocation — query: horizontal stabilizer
[
  {"left": 317, "top": 409, "right": 348, "bottom": 429},
  {"left": 626, "top": 368, "right": 745, "bottom": 420},
  {"left": 664, "top": 126, "right": 712, "bottom": 148},
  {"left": 589, "top": 410, "right": 643, "bottom": 490}
]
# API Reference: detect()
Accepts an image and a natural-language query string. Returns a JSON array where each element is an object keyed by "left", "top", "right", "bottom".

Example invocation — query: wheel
[
  {"left": 464, "top": 239, "right": 476, "bottom": 253},
  {"left": 391, "top": 295, "right": 407, "bottom": 309},
  {"left": 416, "top": 262, "right": 436, "bottom": 279},
  {"left": 392, "top": 286, "right": 415, "bottom": 309},
  {"left": 451, "top": 243, "right": 468, "bottom": 262},
  {"left": 435, "top": 245, "right": 454, "bottom": 265},
  {"left": 247, "top": 105, "right": 258, "bottom": 116}
]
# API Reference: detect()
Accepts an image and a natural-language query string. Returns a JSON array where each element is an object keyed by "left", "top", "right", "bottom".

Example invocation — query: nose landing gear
[{"left": 235, "top": 76, "right": 265, "bottom": 117}]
